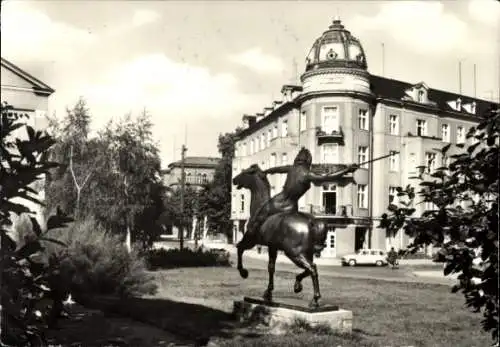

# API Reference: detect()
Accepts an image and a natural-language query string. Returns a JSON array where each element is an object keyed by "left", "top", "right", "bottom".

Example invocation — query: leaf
[
  {"left": 39, "top": 237, "right": 67, "bottom": 247},
  {"left": 441, "top": 143, "right": 452, "bottom": 155},
  {"left": 30, "top": 217, "right": 42, "bottom": 236},
  {"left": 16, "top": 241, "right": 43, "bottom": 259}
]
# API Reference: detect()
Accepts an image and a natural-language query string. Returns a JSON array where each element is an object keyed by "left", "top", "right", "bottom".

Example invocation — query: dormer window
[
  {"left": 456, "top": 98, "right": 462, "bottom": 111},
  {"left": 471, "top": 102, "right": 476, "bottom": 114},
  {"left": 417, "top": 90, "right": 425, "bottom": 103}
]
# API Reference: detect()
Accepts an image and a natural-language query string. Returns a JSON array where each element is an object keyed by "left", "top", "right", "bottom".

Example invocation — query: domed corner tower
[{"left": 301, "top": 18, "right": 371, "bottom": 95}]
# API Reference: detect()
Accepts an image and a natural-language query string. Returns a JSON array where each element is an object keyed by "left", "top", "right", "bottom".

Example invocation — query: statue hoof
[
  {"left": 293, "top": 282, "right": 303, "bottom": 293},
  {"left": 239, "top": 268, "right": 249, "bottom": 279},
  {"left": 309, "top": 299, "right": 320, "bottom": 309},
  {"left": 263, "top": 291, "right": 272, "bottom": 302}
]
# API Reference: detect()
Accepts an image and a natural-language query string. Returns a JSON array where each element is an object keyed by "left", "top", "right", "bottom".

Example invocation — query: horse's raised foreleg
[
  {"left": 293, "top": 270, "right": 309, "bottom": 293},
  {"left": 287, "top": 253, "right": 321, "bottom": 308},
  {"left": 236, "top": 233, "right": 256, "bottom": 279},
  {"left": 263, "top": 246, "right": 277, "bottom": 302}
]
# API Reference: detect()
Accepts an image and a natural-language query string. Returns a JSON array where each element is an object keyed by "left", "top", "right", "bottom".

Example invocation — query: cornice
[{"left": 301, "top": 67, "right": 370, "bottom": 82}]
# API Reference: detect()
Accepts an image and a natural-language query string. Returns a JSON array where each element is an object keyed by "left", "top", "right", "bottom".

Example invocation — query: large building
[
  {"left": 230, "top": 19, "right": 498, "bottom": 258},
  {"left": 1, "top": 57, "right": 55, "bottom": 228},
  {"left": 162, "top": 156, "right": 220, "bottom": 190}
]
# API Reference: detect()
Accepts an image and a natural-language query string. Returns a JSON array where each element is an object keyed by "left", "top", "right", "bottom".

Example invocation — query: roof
[
  {"left": 370, "top": 75, "right": 498, "bottom": 117},
  {"left": 166, "top": 156, "right": 221, "bottom": 169},
  {"left": 1, "top": 57, "right": 55, "bottom": 95}
]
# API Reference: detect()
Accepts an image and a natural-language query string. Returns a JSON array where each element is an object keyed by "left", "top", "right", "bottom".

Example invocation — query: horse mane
[{"left": 251, "top": 165, "right": 271, "bottom": 194}]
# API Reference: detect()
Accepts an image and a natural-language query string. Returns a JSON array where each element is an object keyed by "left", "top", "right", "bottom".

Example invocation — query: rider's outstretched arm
[
  {"left": 308, "top": 166, "right": 356, "bottom": 184},
  {"left": 264, "top": 165, "right": 292, "bottom": 174}
]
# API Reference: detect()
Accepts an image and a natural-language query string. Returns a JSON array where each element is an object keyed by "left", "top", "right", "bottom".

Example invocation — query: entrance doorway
[
  {"left": 355, "top": 227, "right": 368, "bottom": 251},
  {"left": 323, "top": 226, "right": 336, "bottom": 257}
]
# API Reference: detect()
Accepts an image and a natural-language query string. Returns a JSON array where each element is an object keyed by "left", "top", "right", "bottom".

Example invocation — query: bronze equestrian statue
[{"left": 233, "top": 147, "right": 358, "bottom": 307}]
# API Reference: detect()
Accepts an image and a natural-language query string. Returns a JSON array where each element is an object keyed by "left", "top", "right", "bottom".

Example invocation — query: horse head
[{"left": 232, "top": 164, "right": 269, "bottom": 191}]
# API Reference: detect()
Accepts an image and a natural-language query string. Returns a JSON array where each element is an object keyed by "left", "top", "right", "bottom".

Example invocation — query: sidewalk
[{"left": 204, "top": 242, "right": 438, "bottom": 267}]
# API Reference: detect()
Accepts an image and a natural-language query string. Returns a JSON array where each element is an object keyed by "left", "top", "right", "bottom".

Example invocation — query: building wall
[
  {"left": 1, "top": 63, "right": 53, "bottom": 230},
  {"left": 163, "top": 166, "right": 216, "bottom": 188}
]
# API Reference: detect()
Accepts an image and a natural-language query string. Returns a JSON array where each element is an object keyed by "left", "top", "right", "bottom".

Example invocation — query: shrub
[
  {"left": 45, "top": 217, "right": 157, "bottom": 299},
  {"left": 145, "top": 247, "right": 232, "bottom": 270}
]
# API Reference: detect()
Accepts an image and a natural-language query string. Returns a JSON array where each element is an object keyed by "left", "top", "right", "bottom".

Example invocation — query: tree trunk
[{"left": 125, "top": 224, "right": 131, "bottom": 253}]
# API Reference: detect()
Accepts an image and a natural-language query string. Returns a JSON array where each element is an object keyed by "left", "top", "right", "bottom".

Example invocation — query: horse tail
[{"left": 310, "top": 219, "right": 327, "bottom": 253}]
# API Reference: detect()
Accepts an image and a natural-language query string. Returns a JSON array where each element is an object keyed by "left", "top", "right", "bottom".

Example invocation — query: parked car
[{"left": 341, "top": 249, "right": 388, "bottom": 267}]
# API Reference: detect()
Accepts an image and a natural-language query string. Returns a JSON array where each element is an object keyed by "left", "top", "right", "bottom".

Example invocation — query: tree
[
  {"left": 380, "top": 107, "right": 499, "bottom": 341},
  {"left": 93, "top": 110, "right": 164, "bottom": 248},
  {"left": 200, "top": 128, "right": 242, "bottom": 241},
  {"left": 46, "top": 102, "right": 166, "bottom": 250},
  {"left": 162, "top": 185, "right": 202, "bottom": 239},
  {"left": 45, "top": 98, "right": 97, "bottom": 219},
  {"left": 1, "top": 102, "right": 71, "bottom": 345}
]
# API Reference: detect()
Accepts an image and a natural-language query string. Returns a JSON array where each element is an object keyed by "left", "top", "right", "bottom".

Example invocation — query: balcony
[
  {"left": 306, "top": 204, "right": 352, "bottom": 217},
  {"left": 316, "top": 126, "right": 344, "bottom": 145}
]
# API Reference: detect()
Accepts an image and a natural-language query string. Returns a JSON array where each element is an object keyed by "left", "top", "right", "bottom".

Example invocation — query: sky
[{"left": 2, "top": 0, "right": 499, "bottom": 167}]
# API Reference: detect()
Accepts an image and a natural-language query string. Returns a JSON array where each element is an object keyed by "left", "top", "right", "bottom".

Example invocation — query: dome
[{"left": 305, "top": 18, "right": 367, "bottom": 72}]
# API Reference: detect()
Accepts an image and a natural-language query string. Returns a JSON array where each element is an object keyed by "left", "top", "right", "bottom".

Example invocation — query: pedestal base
[{"left": 233, "top": 297, "right": 352, "bottom": 335}]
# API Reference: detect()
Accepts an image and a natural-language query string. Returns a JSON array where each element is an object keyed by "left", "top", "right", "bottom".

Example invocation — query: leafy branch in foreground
[
  {"left": 380, "top": 107, "right": 499, "bottom": 342},
  {"left": 1, "top": 102, "right": 72, "bottom": 346}
]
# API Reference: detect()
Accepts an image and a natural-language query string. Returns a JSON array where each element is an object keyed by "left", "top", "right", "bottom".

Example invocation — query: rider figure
[{"left": 245, "top": 147, "right": 358, "bottom": 238}]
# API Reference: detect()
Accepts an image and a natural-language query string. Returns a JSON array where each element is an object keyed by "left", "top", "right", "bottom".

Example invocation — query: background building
[
  {"left": 162, "top": 156, "right": 220, "bottom": 190},
  {"left": 1, "top": 57, "right": 55, "bottom": 229},
  {"left": 230, "top": 19, "right": 498, "bottom": 258}
]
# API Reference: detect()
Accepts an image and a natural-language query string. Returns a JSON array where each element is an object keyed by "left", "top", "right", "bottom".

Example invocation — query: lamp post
[{"left": 179, "top": 144, "right": 187, "bottom": 250}]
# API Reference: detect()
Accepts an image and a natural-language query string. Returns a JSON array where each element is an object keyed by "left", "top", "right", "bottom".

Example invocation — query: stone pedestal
[{"left": 233, "top": 297, "right": 352, "bottom": 334}]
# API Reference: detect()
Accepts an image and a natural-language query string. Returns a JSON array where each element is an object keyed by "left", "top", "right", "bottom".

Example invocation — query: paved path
[{"left": 217, "top": 247, "right": 455, "bottom": 286}]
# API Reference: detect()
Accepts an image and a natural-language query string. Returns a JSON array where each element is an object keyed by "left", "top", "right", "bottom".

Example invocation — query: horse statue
[{"left": 233, "top": 164, "right": 327, "bottom": 308}]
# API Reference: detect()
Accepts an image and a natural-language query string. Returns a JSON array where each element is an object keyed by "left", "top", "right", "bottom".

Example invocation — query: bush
[
  {"left": 45, "top": 218, "right": 157, "bottom": 299},
  {"left": 145, "top": 247, "right": 232, "bottom": 270}
]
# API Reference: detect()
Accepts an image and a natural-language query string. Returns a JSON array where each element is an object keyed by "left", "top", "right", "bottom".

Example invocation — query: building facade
[
  {"left": 230, "top": 19, "right": 497, "bottom": 258},
  {"left": 1, "top": 57, "right": 55, "bottom": 228},
  {"left": 162, "top": 156, "right": 220, "bottom": 190}
]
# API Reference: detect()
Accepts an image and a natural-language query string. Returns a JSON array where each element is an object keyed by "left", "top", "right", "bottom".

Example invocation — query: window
[
  {"left": 267, "top": 129, "right": 272, "bottom": 147},
  {"left": 358, "top": 109, "right": 368, "bottom": 130},
  {"left": 456, "top": 126, "right": 465, "bottom": 144},
  {"left": 417, "top": 90, "right": 425, "bottom": 102},
  {"left": 389, "top": 115, "right": 399, "bottom": 135},
  {"left": 424, "top": 200, "right": 436, "bottom": 211},
  {"left": 358, "top": 146, "right": 368, "bottom": 168},
  {"left": 322, "top": 184, "right": 337, "bottom": 215},
  {"left": 425, "top": 152, "right": 436, "bottom": 173},
  {"left": 300, "top": 111, "right": 307, "bottom": 131},
  {"left": 471, "top": 102, "right": 477, "bottom": 114},
  {"left": 273, "top": 124, "right": 278, "bottom": 138},
  {"left": 322, "top": 144, "right": 339, "bottom": 163},
  {"left": 389, "top": 186, "right": 398, "bottom": 205},
  {"left": 357, "top": 184, "right": 368, "bottom": 209},
  {"left": 442, "top": 155, "right": 450, "bottom": 168},
  {"left": 408, "top": 153, "right": 416, "bottom": 174},
  {"left": 441, "top": 124, "right": 450, "bottom": 142},
  {"left": 261, "top": 160, "right": 266, "bottom": 170},
  {"left": 261, "top": 133, "right": 266, "bottom": 149},
  {"left": 281, "top": 119, "right": 288, "bottom": 137},
  {"left": 282, "top": 153, "right": 288, "bottom": 165},
  {"left": 270, "top": 153, "right": 276, "bottom": 167},
  {"left": 241, "top": 142, "right": 247, "bottom": 156},
  {"left": 322, "top": 106, "right": 339, "bottom": 133},
  {"left": 456, "top": 98, "right": 462, "bottom": 111},
  {"left": 255, "top": 137, "right": 260, "bottom": 152},
  {"left": 240, "top": 194, "right": 245, "bottom": 213},
  {"left": 389, "top": 151, "right": 399, "bottom": 171},
  {"left": 416, "top": 119, "right": 427, "bottom": 136}
]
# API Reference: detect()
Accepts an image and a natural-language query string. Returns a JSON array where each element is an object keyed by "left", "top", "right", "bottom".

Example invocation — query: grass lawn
[{"left": 93, "top": 266, "right": 491, "bottom": 347}]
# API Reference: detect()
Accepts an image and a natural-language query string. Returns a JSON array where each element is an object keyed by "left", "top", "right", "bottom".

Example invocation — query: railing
[{"left": 315, "top": 126, "right": 344, "bottom": 145}]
